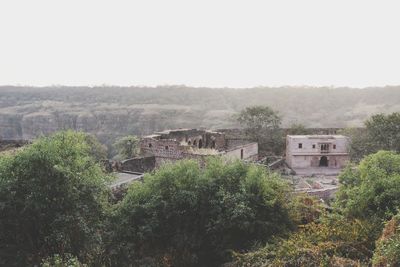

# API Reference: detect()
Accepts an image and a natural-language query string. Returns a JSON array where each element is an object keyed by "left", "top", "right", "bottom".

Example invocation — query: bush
[
  {"left": 335, "top": 151, "right": 400, "bottom": 222},
  {"left": 373, "top": 214, "right": 400, "bottom": 267},
  {"left": 0, "top": 131, "right": 112, "bottom": 266},
  {"left": 107, "top": 158, "right": 294, "bottom": 266},
  {"left": 41, "top": 254, "right": 86, "bottom": 267},
  {"left": 233, "top": 215, "right": 375, "bottom": 267}
]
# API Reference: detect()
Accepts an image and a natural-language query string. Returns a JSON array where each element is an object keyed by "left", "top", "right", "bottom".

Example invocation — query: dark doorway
[
  {"left": 240, "top": 149, "right": 244, "bottom": 159},
  {"left": 198, "top": 139, "right": 203, "bottom": 148},
  {"left": 319, "top": 156, "right": 328, "bottom": 167}
]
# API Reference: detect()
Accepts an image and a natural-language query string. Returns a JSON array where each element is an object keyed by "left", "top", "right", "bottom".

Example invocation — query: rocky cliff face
[
  {"left": 1, "top": 85, "right": 400, "bottom": 145},
  {"left": 0, "top": 101, "right": 236, "bottom": 154}
]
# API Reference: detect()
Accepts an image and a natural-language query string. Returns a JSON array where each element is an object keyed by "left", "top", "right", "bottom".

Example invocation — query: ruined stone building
[
  {"left": 120, "top": 128, "right": 258, "bottom": 173},
  {"left": 285, "top": 135, "right": 350, "bottom": 175}
]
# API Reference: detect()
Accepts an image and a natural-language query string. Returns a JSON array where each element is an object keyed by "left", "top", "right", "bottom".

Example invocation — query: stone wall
[
  {"left": 290, "top": 155, "right": 349, "bottom": 169},
  {"left": 224, "top": 142, "right": 259, "bottom": 161},
  {"left": 120, "top": 156, "right": 156, "bottom": 173},
  {"left": 286, "top": 135, "right": 350, "bottom": 169},
  {"left": 225, "top": 138, "right": 252, "bottom": 149},
  {"left": 303, "top": 187, "right": 337, "bottom": 200}
]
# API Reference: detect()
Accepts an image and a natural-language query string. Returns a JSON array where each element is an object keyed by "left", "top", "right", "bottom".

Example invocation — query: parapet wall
[{"left": 120, "top": 156, "right": 156, "bottom": 173}]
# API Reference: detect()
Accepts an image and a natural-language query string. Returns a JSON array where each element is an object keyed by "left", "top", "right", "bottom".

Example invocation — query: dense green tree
[
  {"left": 286, "top": 123, "right": 311, "bottom": 135},
  {"left": 0, "top": 131, "right": 111, "bottom": 266},
  {"left": 233, "top": 215, "right": 374, "bottom": 267},
  {"left": 335, "top": 151, "right": 400, "bottom": 223},
  {"left": 372, "top": 214, "right": 400, "bottom": 267},
  {"left": 236, "top": 106, "right": 283, "bottom": 155},
  {"left": 340, "top": 127, "right": 375, "bottom": 162},
  {"left": 84, "top": 133, "right": 108, "bottom": 161},
  {"left": 107, "top": 158, "right": 294, "bottom": 266},
  {"left": 365, "top": 113, "right": 400, "bottom": 152},
  {"left": 113, "top": 135, "right": 139, "bottom": 159},
  {"left": 344, "top": 112, "right": 400, "bottom": 162}
]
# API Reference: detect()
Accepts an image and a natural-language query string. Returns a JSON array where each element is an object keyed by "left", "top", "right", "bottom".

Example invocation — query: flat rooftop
[{"left": 287, "top": 135, "right": 347, "bottom": 139}]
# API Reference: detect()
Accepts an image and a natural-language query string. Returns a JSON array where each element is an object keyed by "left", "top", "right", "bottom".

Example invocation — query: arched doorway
[
  {"left": 319, "top": 156, "right": 328, "bottom": 167},
  {"left": 198, "top": 139, "right": 203, "bottom": 148}
]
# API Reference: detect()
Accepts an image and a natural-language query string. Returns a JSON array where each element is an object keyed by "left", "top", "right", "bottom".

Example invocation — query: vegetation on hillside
[{"left": 2, "top": 111, "right": 400, "bottom": 266}]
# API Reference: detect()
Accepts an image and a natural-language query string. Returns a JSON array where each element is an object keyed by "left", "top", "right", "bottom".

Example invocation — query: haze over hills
[{"left": 1, "top": 85, "right": 400, "bottom": 146}]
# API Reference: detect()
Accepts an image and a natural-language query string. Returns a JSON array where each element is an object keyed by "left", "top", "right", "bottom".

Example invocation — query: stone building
[
  {"left": 118, "top": 128, "right": 258, "bottom": 173},
  {"left": 138, "top": 129, "right": 258, "bottom": 168},
  {"left": 285, "top": 135, "right": 350, "bottom": 175}
]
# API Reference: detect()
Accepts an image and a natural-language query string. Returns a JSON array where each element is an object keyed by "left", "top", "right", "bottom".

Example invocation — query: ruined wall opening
[
  {"left": 211, "top": 140, "right": 216, "bottom": 149},
  {"left": 198, "top": 139, "right": 203, "bottom": 148},
  {"left": 319, "top": 156, "right": 328, "bottom": 167},
  {"left": 241, "top": 149, "right": 244, "bottom": 159}
]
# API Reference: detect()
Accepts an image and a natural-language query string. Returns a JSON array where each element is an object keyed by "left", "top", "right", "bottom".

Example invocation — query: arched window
[
  {"left": 319, "top": 156, "right": 328, "bottom": 167},
  {"left": 193, "top": 140, "right": 197, "bottom": 146},
  {"left": 148, "top": 143, "right": 152, "bottom": 148},
  {"left": 188, "top": 140, "right": 191, "bottom": 145}
]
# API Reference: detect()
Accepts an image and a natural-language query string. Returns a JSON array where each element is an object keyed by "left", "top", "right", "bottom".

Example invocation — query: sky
[{"left": 0, "top": 0, "right": 399, "bottom": 88}]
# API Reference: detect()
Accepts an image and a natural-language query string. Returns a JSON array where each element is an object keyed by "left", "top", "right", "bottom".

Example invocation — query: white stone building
[{"left": 285, "top": 135, "right": 350, "bottom": 175}]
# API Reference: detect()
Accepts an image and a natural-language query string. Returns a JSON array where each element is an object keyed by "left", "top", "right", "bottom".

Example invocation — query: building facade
[
  {"left": 285, "top": 135, "right": 350, "bottom": 173},
  {"left": 138, "top": 128, "right": 258, "bottom": 168}
]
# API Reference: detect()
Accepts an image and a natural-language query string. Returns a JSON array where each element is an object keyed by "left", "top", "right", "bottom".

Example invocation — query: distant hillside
[{"left": 1, "top": 85, "right": 400, "bottom": 148}]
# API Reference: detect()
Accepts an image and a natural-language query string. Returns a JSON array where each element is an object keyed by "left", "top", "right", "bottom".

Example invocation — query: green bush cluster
[{"left": 3, "top": 128, "right": 400, "bottom": 266}]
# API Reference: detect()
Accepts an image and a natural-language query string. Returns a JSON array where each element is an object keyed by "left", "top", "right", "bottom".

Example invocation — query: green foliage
[
  {"left": 113, "top": 135, "right": 139, "bottom": 159},
  {"left": 372, "top": 214, "right": 400, "bottom": 267},
  {"left": 0, "top": 131, "right": 111, "bottom": 266},
  {"left": 107, "top": 158, "right": 294, "bottom": 266},
  {"left": 233, "top": 215, "right": 374, "bottom": 267},
  {"left": 289, "top": 194, "right": 325, "bottom": 226},
  {"left": 41, "top": 254, "right": 87, "bottom": 267},
  {"left": 84, "top": 133, "right": 108, "bottom": 161},
  {"left": 340, "top": 127, "right": 374, "bottom": 163},
  {"left": 345, "top": 112, "right": 400, "bottom": 162},
  {"left": 237, "top": 106, "right": 283, "bottom": 155},
  {"left": 335, "top": 151, "right": 400, "bottom": 222},
  {"left": 365, "top": 113, "right": 400, "bottom": 152},
  {"left": 286, "top": 123, "right": 311, "bottom": 135}
]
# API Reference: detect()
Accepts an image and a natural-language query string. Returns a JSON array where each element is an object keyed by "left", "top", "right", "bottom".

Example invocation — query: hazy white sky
[{"left": 0, "top": 0, "right": 399, "bottom": 88}]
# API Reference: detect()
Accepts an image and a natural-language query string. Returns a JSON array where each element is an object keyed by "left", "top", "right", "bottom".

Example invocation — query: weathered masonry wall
[
  {"left": 286, "top": 136, "right": 349, "bottom": 156},
  {"left": 226, "top": 138, "right": 252, "bottom": 149},
  {"left": 120, "top": 156, "right": 156, "bottom": 173},
  {"left": 290, "top": 155, "right": 349, "bottom": 169},
  {"left": 224, "top": 142, "right": 258, "bottom": 161},
  {"left": 137, "top": 128, "right": 259, "bottom": 170},
  {"left": 285, "top": 135, "right": 350, "bottom": 170}
]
